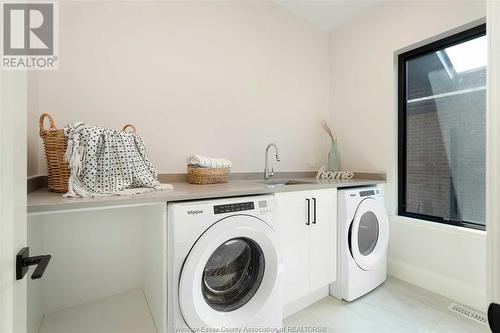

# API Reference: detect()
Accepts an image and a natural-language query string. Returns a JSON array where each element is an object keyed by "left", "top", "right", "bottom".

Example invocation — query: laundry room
[{"left": 1, "top": 1, "right": 499, "bottom": 333}]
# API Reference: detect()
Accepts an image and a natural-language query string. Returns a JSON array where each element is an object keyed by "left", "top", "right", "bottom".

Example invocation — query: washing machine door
[
  {"left": 349, "top": 198, "right": 389, "bottom": 271},
  {"left": 179, "top": 215, "right": 280, "bottom": 331}
]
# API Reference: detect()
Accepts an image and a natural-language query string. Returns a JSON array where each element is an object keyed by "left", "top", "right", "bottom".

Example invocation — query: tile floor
[
  {"left": 38, "top": 289, "right": 157, "bottom": 333},
  {"left": 284, "top": 277, "right": 490, "bottom": 333}
]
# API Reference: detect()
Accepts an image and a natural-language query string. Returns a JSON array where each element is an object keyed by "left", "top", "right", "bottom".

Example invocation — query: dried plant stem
[{"left": 321, "top": 119, "right": 335, "bottom": 142}]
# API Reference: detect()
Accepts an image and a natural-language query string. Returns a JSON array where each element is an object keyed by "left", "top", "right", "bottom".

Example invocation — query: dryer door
[
  {"left": 349, "top": 198, "right": 389, "bottom": 271},
  {"left": 179, "top": 215, "right": 280, "bottom": 331}
]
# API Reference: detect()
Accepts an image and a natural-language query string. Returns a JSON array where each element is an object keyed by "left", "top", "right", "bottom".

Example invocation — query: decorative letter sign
[{"left": 316, "top": 165, "right": 354, "bottom": 180}]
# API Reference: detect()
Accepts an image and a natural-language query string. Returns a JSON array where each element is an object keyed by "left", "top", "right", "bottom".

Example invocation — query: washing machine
[
  {"left": 167, "top": 195, "right": 282, "bottom": 332},
  {"left": 330, "top": 185, "right": 389, "bottom": 301}
]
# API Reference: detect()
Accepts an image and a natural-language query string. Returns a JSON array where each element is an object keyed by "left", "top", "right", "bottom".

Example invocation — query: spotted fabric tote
[{"left": 63, "top": 122, "right": 171, "bottom": 197}]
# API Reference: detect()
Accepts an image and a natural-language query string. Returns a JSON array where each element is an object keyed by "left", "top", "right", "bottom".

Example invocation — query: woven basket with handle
[
  {"left": 39, "top": 113, "right": 137, "bottom": 193},
  {"left": 39, "top": 113, "right": 70, "bottom": 193},
  {"left": 187, "top": 166, "right": 230, "bottom": 184}
]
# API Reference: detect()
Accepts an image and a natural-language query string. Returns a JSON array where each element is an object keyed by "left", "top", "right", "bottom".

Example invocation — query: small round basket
[{"left": 187, "top": 166, "right": 230, "bottom": 185}]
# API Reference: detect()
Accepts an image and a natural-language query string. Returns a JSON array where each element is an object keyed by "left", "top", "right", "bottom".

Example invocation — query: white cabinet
[
  {"left": 276, "top": 191, "right": 310, "bottom": 305},
  {"left": 309, "top": 191, "right": 337, "bottom": 290},
  {"left": 276, "top": 188, "right": 337, "bottom": 307}
]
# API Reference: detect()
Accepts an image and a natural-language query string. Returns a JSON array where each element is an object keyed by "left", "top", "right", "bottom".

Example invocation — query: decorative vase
[{"left": 327, "top": 139, "right": 340, "bottom": 171}]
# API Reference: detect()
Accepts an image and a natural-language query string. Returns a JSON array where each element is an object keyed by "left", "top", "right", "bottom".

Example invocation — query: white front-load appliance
[
  {"left": 330, "top": 186, "right": 389, "bottom": 301},
  {"left": 168, "top": 195, "right": 282, "bottom": 332}
]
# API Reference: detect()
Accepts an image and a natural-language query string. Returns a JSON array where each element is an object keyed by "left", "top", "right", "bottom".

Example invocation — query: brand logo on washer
[{"left": 187, "top": 209, "right": 203, "bottom": 216}]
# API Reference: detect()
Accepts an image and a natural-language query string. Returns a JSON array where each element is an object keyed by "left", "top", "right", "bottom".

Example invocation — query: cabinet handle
[
  {"left": 16, "top": 247, "right": 52, "bottom": 280},
  {"left": 306, "top": 198, "right": 310, "bottom": 225},
  {"left": 312, "top": 197, "right": 317, "bottom": 224}
]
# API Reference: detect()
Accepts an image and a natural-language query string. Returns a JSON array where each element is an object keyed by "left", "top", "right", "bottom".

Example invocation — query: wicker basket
[
  {"left": 39, "top": 113, "right": 70, "bottom": 193},
  {"left": 187, "top": 166, "right": 230, "bottom": 184},
  {"left": 122, "top": 124, "right": 136, "bottom": 133},
  {"left": 39, "top": 113, "right": 137, "bottom": 193}
]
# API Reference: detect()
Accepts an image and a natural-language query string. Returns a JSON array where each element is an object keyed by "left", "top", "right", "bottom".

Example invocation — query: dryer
[
  {"left": 168, "top": 195, "right": 282, "bottom": 332},
  {"left": 330, "top": 186, "right": 389, "bottom": 301}
]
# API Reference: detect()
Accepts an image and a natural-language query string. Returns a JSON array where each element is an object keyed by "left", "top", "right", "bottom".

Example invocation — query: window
[{"left": 398, "top": 24, "right": 486, "bottom": 230}]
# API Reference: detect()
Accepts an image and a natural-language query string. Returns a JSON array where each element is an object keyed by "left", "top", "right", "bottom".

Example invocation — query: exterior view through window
[{"left": 398, "top": 24, "right": 486, "bottom": 230}]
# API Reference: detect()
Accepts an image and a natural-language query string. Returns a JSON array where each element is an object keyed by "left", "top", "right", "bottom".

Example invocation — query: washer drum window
[{"left": 202, "top": 237, "right": 265, "bottom": 312}]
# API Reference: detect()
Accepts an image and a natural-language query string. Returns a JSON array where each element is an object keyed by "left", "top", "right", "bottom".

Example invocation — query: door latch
[{"left": 16, "top": 247, "right": 51, "bottom": 280}]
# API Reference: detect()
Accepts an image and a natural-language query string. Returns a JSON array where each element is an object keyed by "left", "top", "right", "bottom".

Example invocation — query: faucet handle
[{"left": 270, "top": 168, "right": 274, "bottom": 177}]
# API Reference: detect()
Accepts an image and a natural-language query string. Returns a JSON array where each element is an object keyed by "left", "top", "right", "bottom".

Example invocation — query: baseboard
[
  {"left": 283, "top": 286, "right": 329, "bottom": 318},
  {"left": 28, "top": 175, "right": 48, "bottom": 194},
  {"left": 388, "top": 258, "right": 487, "bottom": 312}
]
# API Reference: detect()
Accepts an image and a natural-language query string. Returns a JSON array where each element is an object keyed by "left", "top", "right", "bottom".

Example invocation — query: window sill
[{"left": 392, "top": 214, "right": 486, "bottom": 236}]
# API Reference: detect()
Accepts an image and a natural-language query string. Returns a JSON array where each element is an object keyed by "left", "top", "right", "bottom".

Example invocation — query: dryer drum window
[
  {"left": 358, "top": 211, "right": 379, "bottom": 256},
  {"left": 202, "top": 237, "right": 265, "bottom": 312}
]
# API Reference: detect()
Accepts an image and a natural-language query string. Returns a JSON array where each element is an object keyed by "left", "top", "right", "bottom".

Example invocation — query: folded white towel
[{"left": 186, "top": 154, "right": 232, "bottom": 169}]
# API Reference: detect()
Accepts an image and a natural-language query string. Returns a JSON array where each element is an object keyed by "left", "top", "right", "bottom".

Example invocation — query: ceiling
[{"left": 274, "top": 1, "right": 383, "bottom": 32}]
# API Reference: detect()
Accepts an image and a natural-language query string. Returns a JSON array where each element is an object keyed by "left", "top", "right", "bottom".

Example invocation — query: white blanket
[
  {"left": 64, "top": 122, "right": 172, "bottom": 198},
  {"left": 186, "top": 154, "right": 232, "bottom": 168}
]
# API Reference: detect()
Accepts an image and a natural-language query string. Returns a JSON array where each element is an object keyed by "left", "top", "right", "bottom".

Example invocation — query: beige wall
[
  {"left": 329, "top": 1, "right": 487, "bottom": 310},
  {"left": 28, "top": 1, "right": 331, "bottom": 176}
]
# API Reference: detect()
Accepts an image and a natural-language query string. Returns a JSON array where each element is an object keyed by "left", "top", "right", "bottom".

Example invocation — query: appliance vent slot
[{"left": 448, "top": 302, "right": 488, "bottom": 325}]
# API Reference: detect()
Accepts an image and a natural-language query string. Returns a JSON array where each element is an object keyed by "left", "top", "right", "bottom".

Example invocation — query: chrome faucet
[{"left": 264, "top": 143, "right": 280, "bottom": 180}]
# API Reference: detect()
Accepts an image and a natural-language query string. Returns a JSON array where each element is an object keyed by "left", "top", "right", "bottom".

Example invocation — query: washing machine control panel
[
  {"left": 348, "top": 187, "right": 382, "bottom": 198},
  {"left": 214, "top": 202, "right": 255, "bottom": 214}
]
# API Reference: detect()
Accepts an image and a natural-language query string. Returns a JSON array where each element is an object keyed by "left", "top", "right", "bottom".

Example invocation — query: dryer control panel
[
  {"left": 359, "top": 189, "right": 380, "bottom": 197},
  {"left": 347, "top": 187, "right": 383, "bottom": 198}
]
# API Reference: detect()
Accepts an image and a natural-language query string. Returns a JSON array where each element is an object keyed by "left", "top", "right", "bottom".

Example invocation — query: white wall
[
  {"left": 329, "top": 1, "right": 487, "bottom": 310},
  {"left": 28, "top": 1, "right": 331, "bottom": 176}
]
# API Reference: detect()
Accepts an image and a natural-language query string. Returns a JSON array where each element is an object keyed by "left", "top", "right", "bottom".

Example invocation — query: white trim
[
  {"left": 388, "top": 258, "right": 486, "bottom": 312},
  {"left": 283, "top": 286, "right": 329, "bottom": 318},
  {"left": 486, "top": 1, "right": 500, "bottom": 305},
  {"left": 392, "top": 214, "right": 486, "bottom": 237},
  {"left": 0, "top": 71, "right": 28, "bottom": 333},
  {"left": 27, "top": 202, "right": 166, "bottom": 217}
]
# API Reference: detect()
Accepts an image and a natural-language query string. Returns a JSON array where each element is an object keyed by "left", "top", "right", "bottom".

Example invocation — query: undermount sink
[{"left": 258, "top": 179, "right": 314, "bottom": 186}]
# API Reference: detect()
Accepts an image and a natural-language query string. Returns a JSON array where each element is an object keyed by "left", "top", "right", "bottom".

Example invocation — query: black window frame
[{"left": 398, "top": 23, "right": 486, "bottom": 231}]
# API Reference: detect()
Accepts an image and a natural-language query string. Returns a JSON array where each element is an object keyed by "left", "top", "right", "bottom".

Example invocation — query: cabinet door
[
  {"left": 308, "top": 189, "right": 337, "bottom": 291},
  {"left": 275, "top": 191, "right": 310, "bottom": 305}
]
